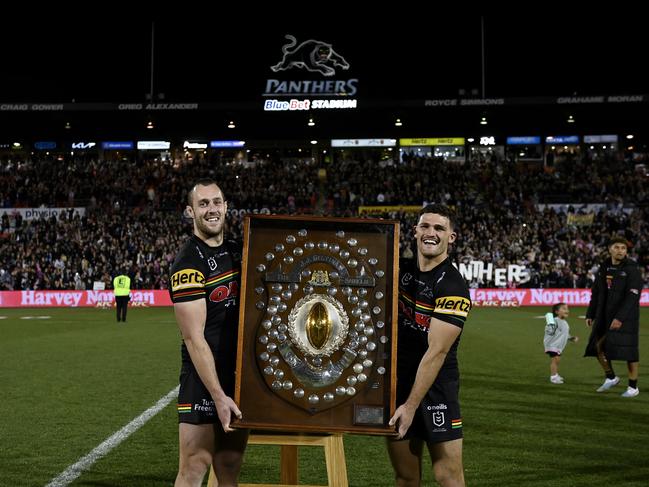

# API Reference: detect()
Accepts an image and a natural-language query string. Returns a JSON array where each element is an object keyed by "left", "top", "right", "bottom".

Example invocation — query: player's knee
[
  {"left": 179, "top": 450, "right": 211, "bottom": 481},
  {"left": 394, "top": 468, "right": 420, "bottom": 487},
  {"left": 213, "top": 451, "right": 244, "bottom": 478},
  {"left": 433, "top": 460, "right": 464, "bottom": 486}
]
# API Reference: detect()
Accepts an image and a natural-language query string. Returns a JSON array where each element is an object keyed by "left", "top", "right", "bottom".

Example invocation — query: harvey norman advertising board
[
  {"left": 3, "top": 289, "right": 649, "bottom": 308},
  {"left": 0, "top": 290, "right": 172, "bottom": 307}
]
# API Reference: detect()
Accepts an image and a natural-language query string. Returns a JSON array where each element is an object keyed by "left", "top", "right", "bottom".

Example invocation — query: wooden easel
[{"left": 207, "top": 432, "right": 348, "bottom": 487}]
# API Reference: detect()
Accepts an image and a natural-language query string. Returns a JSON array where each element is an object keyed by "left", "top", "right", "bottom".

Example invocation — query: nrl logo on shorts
[
  {"left": 432, "top": 411, "right": 445, "bottom": 427},
  {"left": 251, "top": 228, "right": 389, "bottom": 413}
]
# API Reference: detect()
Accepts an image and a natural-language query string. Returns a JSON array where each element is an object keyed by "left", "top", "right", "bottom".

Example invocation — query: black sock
[
  {"left": 629, "top": 379, "right": 638, "bottom": 389},
  {"left": 606, "top": 371, "right": 616, "bottom": 380}
]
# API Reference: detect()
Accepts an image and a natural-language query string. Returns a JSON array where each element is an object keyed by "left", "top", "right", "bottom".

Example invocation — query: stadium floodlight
[
  {"left": 626, "top": 134, "right": 634, "bottom": 140},
  {"left": 228, "top": 121, "right": 236, "bottom": 129},
  {"left": 308, "top": 117, "right": 315, "bottom": 127},
  {"left": 567, "top": 115, "right": 575, "bottom": 123},
  {"left": 394, "top": 118, "right": 403, "bottom": 127},
  {"left": 64, "top": 122, "right": 71, "bottom": 130},
  {"left": 480, "top": 116, "right": 487, "bottom": 125},
  {"left": 146, "top": 120, "right": 154, "bottom": 129},
  {"left": 310, "top": 140, "right": 318, "bottom": 145}
]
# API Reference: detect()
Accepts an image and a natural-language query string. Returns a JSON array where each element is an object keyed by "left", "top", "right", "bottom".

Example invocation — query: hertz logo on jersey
[
  {"left": 171, "top": 269, "right": 205, "bottom": 291},
  {"left": 433, "top": 296, "right": 471, "bottom": 317}
]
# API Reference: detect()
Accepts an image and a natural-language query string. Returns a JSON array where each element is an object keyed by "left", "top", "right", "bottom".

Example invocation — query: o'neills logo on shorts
[
  {"left": 434, "top": 296, "right": 471, "bottom": 317},
  {"left": 426, "top": 403, "right": 447, "bottom": 411},
  {"left": 171, "top": 269, "right": 205, "bottom": 291}
]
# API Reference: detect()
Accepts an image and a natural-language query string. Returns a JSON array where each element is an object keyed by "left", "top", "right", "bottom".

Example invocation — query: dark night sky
[
  {"left": 0, "top": 16, "right": 646, "bottom": 103},
  {"left": 0, "top": 16, "right": 646, "bottom": 140}
]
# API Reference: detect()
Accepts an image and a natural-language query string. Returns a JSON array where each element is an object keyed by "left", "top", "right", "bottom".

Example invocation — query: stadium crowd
[{"left": 1, "top": 150, "right": 648, "bottom": 290}]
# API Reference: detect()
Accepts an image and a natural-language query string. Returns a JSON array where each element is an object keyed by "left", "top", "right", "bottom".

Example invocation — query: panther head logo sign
[{"left": 271, "top": 35, "right": 350, "bottom": 77}]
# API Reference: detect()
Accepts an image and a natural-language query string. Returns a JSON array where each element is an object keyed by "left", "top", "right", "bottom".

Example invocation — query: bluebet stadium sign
[{"left": 263, "top": 98, "right": 358, "bottom": 111}]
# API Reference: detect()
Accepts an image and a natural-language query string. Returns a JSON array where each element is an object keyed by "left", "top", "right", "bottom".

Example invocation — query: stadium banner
[
  {"left": 358, "top": 205, "right": 422, "bottom": 215},
  {"left": 506, "top": 136, "right": 541, "bottom": 145},
  {"left": 0, "top": 290, "right": 172, "bottom": 308},
  {"left": 536, "top": 203, "right": 634, "bottom": 215},
  {"left": 400, "top": 138, "right": 465, "bottom": 146},
  {"left": 331, "top": 138, "right": 397, "bottom": 147},
  {"left": 7, "top": 207, "right": 86, "bottom": 221},
  {"left": 470, "top": 288, "right": 649, "bottom": 307},
  {"left": 567, "top": 212, "right": 595, "bottom": 226},
  {"left": 457, "top": 261, "right": 529, "bottom": 285}
]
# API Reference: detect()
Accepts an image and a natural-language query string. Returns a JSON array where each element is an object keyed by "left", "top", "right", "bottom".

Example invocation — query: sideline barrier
[
  {"left": 470, "top": 288, "right": 649, "bottom": 306},
  {"left": 1, "top": 288, "right": 648, "bottom": 308},
  {"left": 0, "top": 290, "right": 172, "bottom": 307}
]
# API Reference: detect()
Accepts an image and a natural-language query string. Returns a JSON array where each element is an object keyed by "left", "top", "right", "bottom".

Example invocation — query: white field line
[{"left": 45, "top": 386, "right": 179, "bottom": 487}]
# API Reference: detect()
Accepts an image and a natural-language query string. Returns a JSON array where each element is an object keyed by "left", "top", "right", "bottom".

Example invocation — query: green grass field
[{"left": 1, "top": 306, "right": 648, "bottom": 486}]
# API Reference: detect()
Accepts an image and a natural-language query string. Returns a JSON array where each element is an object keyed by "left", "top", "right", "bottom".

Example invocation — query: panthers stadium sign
[
  {"left": 270, "top": 34, "right": 350, "bottom": 77},
  {"left": 264, "top": 79, "right": 358, "bottom": 97},
  {"left": 263, "top": 34, "right": 358, "bottom": 110}
]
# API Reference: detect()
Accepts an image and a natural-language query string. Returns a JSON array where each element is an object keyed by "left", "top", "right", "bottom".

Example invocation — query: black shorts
[
  {"left": 400, "top": 379, "right": 463, "bottom": 443},
  {"left": 177, "top": 363, "right": 235, "bottom": 424},
  {"left": 546, "top": 351, "right": 561, "bottom": 358}
]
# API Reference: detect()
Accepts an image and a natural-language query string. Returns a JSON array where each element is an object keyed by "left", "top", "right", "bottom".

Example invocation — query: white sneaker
[
  {"left": 550, "top": 375, "right": 564, "bottom": 384},
  {"left": 621, "top": 387, "right": 639, "bottom": 398},
  {"left": 596, "top": 376, "right": 620, "bottom": 392}
]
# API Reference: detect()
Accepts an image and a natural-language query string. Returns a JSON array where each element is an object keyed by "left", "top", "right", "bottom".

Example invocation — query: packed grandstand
[{"left": 1, "top": 138, "right": 647, "bottom": 292}]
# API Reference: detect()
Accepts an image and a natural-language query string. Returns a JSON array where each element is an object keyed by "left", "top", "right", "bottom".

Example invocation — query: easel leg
[
  {"left": 280, "top": 445, "right": 298, "bottom": 484},
  {"left": 324, "top": 435, "right": 348, "bottom": 487}
]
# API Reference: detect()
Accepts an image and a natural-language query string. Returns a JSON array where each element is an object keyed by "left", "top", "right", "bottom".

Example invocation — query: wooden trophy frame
[{"left": 234, "top": 215, "right": 399, "bottom": 435}]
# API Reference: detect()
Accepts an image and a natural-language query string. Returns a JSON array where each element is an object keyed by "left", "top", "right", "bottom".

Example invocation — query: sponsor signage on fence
[
  {"left": 2, "top": 289, "right": 649, "bottom": 308},
  {"left": 470, "top": 288, "right": 649, "bottom": 306},
  {"left": 0, "top": 290, "right": 172, "bottom": 307}
]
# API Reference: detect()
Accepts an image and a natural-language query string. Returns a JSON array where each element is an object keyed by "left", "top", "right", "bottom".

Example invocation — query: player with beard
[
  {"left": 169, "top": 179, "right": 248, "bottom": 487},
  {"left": 387, "top": 204, "right": 471, "bottom": 487}
]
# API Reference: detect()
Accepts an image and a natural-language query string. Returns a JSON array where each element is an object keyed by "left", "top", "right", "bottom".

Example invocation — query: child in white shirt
[{"left": 544, "top": 302, "right": 578, "bottom": 384}]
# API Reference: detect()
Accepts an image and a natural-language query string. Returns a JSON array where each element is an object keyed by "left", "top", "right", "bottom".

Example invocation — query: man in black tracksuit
[{"left": 585, "top": 236, "right": 642, "bottom": 397}]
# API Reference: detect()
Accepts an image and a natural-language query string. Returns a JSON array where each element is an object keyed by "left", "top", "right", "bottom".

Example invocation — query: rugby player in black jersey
[
  {"left": 388, "top": 204, "right": 471, "bottom": 487},
  {"left": 169, "top": 179, "right": 248, "bottom": 487}
]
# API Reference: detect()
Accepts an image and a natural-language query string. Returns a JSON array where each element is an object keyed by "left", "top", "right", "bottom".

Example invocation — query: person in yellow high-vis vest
[{"left": 112, "top": 272, "right": 131, "bottom": 322}]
